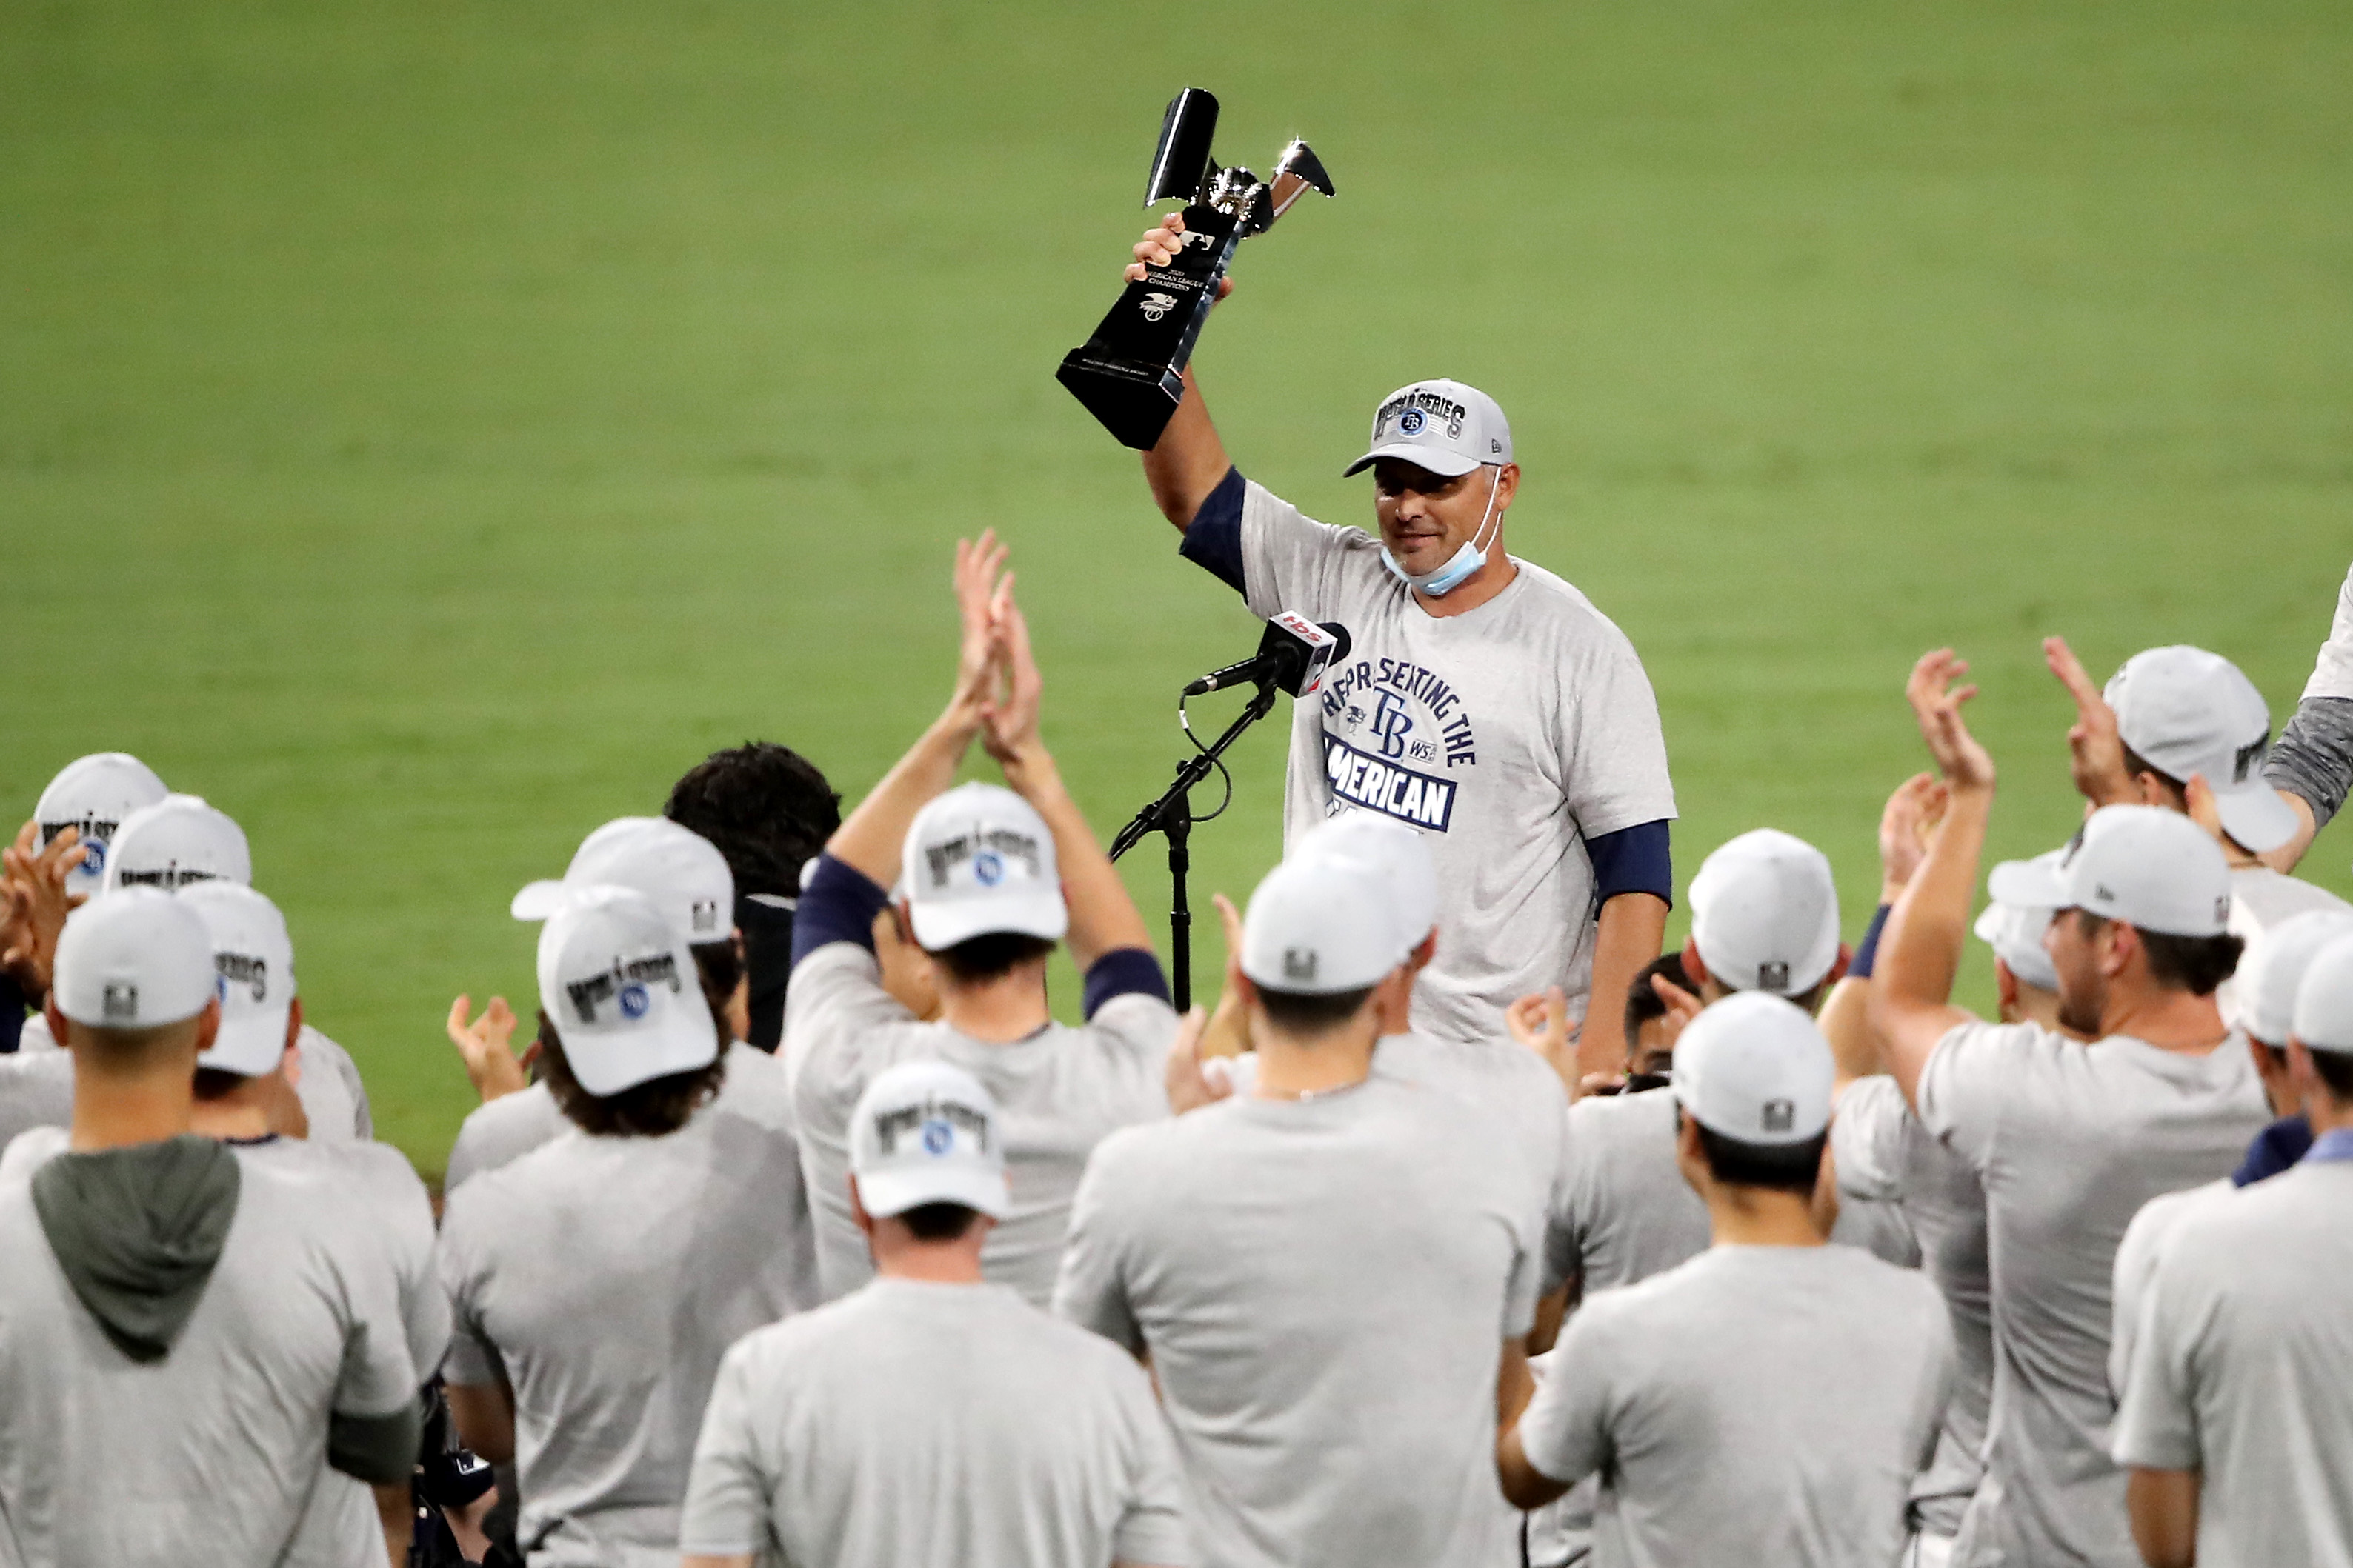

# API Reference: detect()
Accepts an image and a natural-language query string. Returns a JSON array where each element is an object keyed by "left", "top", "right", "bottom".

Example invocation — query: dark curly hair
[
  {"left": 536, "top": 1013, "right": 726, "bottom": 1138},
  {"left": 664, "top": 742, "right": 840, "bottom": 898}
]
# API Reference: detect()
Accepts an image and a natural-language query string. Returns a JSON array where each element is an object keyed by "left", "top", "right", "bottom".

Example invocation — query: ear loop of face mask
[{"left": 1382, "top": 464, "right": 1505, "bottom": 597}]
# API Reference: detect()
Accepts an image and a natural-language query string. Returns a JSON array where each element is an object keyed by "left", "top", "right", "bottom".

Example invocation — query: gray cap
[{"left": 1343, "top": 378, "right": 1512, "bottom": 479}]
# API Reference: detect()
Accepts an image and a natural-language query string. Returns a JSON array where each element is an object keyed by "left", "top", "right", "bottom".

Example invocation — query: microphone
[{"left": 1184, "top": 613, "right": 1351, "bottom": 698}]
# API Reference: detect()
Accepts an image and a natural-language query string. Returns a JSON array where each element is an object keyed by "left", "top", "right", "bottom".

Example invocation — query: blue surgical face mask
[{"left": 1381, "top": 464, "right": 1505, "bottom": 598}]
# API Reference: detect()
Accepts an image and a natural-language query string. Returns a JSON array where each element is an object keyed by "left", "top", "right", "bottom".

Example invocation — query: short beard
[{"left": 2056, "top": 987, "right": 2103, "bottom": 1038}]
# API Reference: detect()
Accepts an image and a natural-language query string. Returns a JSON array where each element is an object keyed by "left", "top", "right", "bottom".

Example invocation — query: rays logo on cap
[
  {"left": 921, "top": 1118, "right": 953, "bottom": 1155},
  {"left": 974, "top": 851, "right": 1004, "bottom": 887},
  {"left": 1398, "top": 408, "right": 1425, "bottom": 435},
  {"left": 84, "top": 841, "right": 107, "bottom": 874},
  {"left": 619, "top": 982, "right": 650, "bottom": 1019}
]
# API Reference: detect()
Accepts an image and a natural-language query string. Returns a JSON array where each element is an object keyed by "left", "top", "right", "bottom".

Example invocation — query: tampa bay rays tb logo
[{"left": 1371, "top": 690, "right": 1415, "bottom": 759}]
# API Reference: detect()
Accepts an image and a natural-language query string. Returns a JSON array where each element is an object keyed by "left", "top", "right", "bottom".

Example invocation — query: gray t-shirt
[
  {"left": 1236, "top": 481, "right": 1677, "bottom": 1044},
  {"left": 1519, "top": 1244, "right": 1954, "bottom": 1568},
  {"left": 1558, "top": 1087, "right": 1712, "bottom": 1293},
  {"left": 681, "top": 1277, "right": 1190, "bottom": 1568},
  {"left": 12, "top": 1016, "right": 370, "bottom": 1142},
  {"left": 2108, "top": 1178, "right": 2231, "bottom": 1402},
  {"left": 262, "top": 1138, "right": 448, "bottom": 1568},
  {"left": 0, "top": 1048, "right": 74, "bottom": 1153},
  {"left": 2220, "top": 866, "right": 2352, "bottom": 1029},
  {"left": 0, "top": 1130, "right": 419, "bottom": 1567},
  {"left": 785, "top": 941, "right": 1174, "bottom": 1307},
  {"left": 1832, "top": 1073, "right": 1991, "bottom": 1537},
  {"left": 1374, "top": 1030, "right": 1575, "bottom": 1287},
  {"left": 1917, "top": 1019, "right": 2270, "bottom": 1568},
  {"left": 1055, "top": 1077, "right": 1540, "bottom": 1568},
  {"left": 2112, "top": 1158, "right": 2353, "bottom": 1568},
  {"left": 436, "top": 1107, "right": 813, "bottom": 1567}
]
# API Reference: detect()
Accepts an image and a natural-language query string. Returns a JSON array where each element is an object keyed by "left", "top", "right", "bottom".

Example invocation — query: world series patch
[{"left": 1322, "top": 731, "right": 1457, "bottom": 831}]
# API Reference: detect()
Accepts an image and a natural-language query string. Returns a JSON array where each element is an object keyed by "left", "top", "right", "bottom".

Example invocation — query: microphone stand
[{"left": 1108, "top": 676, "right": 1283, "bottom": 1012}]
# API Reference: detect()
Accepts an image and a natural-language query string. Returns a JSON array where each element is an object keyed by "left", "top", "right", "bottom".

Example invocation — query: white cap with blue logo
[
  {"left": 1343, "top": 378, "right": 1513, "bottom": 479},
  {"left": 849, "top": 1060, "right": 1008, "bottom": 1220},
  {"left": 535, "top": 884, "right": 718, "bottom": 1096},
  {"left": 101, "top": 795, "right": 252, "bottom": 895},
  {"left": 900, "top": 783, "right": 1068, "bottom": 952},
  {"left": 36, "top": 753, "right": 170, "bottom": 895},
  {"left": 179, "top": 881, "right": 297, "bottom": 1078}
]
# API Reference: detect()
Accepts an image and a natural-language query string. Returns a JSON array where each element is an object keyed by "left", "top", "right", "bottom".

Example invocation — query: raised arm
[
  {"left": 982, "top": 590, "right": 1156, "bottom": 971},
  {"left": 1125, "top": 213, "right": 1234, "bottom": 530},
  {"left": 1820, "top": 773, "right": 1946, "bottom": 1090},
  {"left": 825, "top": 533, "right": 1010, "bottom": 886},
  {"left": 1871, "top": 650, "right": 1995, "bottom": 1110}
]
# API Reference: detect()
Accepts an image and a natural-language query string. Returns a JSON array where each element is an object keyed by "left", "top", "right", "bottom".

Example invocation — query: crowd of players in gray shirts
[{"left": 6, "top": 530, "right": 2353, "bottom": 1568}]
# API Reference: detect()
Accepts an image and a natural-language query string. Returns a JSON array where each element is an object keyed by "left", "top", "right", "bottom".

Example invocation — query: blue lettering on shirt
[{"left": 1323, "top": 731, "right": 1458, "bottom": 831}]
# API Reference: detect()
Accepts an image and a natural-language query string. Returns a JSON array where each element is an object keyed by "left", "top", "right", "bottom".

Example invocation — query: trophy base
[{"left": 1056, "top": 354, "right": 1187, "bottom": 451}]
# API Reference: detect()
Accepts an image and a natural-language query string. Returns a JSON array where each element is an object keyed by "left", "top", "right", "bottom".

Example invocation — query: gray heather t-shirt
[
  {"left": 0, "top": 1048, "right": 74, "bottom": 1152},
  {"left": 2220, "top": 867, "right": 2352, "bottom": 1028},
  {"left": 1558, "top": 1087, "right": 1712, "bottom": 1292},
  {"left": 785, "top": 941, "right": 1174, "bottom": 1307},
  {"left": 436, "top": 1108, "right": 813, "bottom": 1567},
  {"left": 682, "top": 1278, "right": 1190, "bottom": 1568},
  {"left": 2112, "top": 1159, "right": 2353, "bottom": 1568},
  {"left": 1235, "top": 481, "right": 1677, "bottom": 1044},
  {"left": 0, "top": 1130, "right": 419, "bottom": 1568},
  {"left": 1374, "top": 1030, "right": 1575, "bottom": 1287},
  {"left": 1056, "top": 1078, "right": 1540, "bottom": 1568},
  {"left": 1833, "top": 1073, "right": 1991, "bottom": 1538},
  {"left": 1917, "top": 1019, "right": 2270, "bottom": 1568},
  {"left": 11, "top": 1016, "right": 370, "bottom": 1141},
  {"left": 2109, "top": 1178, "right": 2231, "bottom": 1401},
  {"left": 1519, "top": 1244, "right": 1954, "bottom": 1568},
  {"left": 264, "top": 1138, "right": 448, "bottom": 1568}
]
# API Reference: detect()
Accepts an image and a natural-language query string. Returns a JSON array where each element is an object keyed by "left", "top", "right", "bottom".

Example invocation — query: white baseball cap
[
  {"left": 2243, "top": 909, "right": 2353, "bottom": 1048},
  {"left": 2105, "top": 645, "right": 2298, "bottom": 855},
  {"left": 511, "top": 817, "right": 736, "bottom": 946},
  {"left": 536, "top": 884, "right": 719, "bottom": 1096},
  {"left": 52, "top": 887, "right": 218, "bottom": 1031},
  {"left": 2290, "top": 931, "right": 2353, "bottom": 1056},
  {"left": 1342, "top": 378, "right": 1514, "bottom": 480},
  {"left": 1973, "top": 850, "right": 2063, "bottom": 992},
  {"left": 900, "top": 784, "right": 1068, "bottom": 951},
  {"left": 848, "top": 1060, "right": 1009, "bottom": 1220},
  {"left": 101, "top": 795, "right": 253, "bottom": 895},
  {"left": 1987, "top": 805, "right": 2231, "bottom": 938},
  {"left": 1688, "top": 829, "right": 1841, "bottom": 997},
  {"left": 179, "top": 882, "right": 296, "bottom": 1077},
  {"left": 1671, "top": 991, "right": 1836, "bottom": 1147},
  {"left": 1240, "top": 855, "right": 1400, "bottom": 995},
  {"left": 35, "top": 753, "right": 169, "bottom": 895},
  {"left": 1290, "top": 811, "right": 1438, "bottom": 951}
]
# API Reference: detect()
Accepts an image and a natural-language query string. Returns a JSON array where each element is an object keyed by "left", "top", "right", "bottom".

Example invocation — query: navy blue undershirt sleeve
[
  {"left": 2234, "top": 1113, "right": 2313, "bottom": 1187},
  {"left": 790, "top": 853, "right": 889, "bottom": 969},
  {"left": 1176, "top": 465, "right": 1248, "bottom": 597},
  {"left": 0, "top": 973, "right": 24, "bottom": 1054},
  {"left": 1082, "top": 947, "right": 1171, "bottom": 1019},
  {"left": 1586, "top": 819, "right": 1674, "bottom": 908},
  {"left": 1848, "top": 904, "right": 1895, "bottom": 980}
]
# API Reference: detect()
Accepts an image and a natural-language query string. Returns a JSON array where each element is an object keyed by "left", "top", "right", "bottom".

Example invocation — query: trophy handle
[
  {"left": 1143, "top": 88, "right": 1220, "bottom": 207},
  {"left": 1056, "top": 204, "right": 1242, "bottom": 450}
]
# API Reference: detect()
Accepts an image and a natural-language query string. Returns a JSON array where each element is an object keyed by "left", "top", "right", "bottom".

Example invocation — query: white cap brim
[
  {"left": 197, "top": 1000, "right": 293, "bottom": 1078},
  {"left": 510, "top": 880, "right": 572, "bottom": 921},
  {"left": 906, "top": 890, "right": 1068, "bottom": 951},
  {"left": 2211, "top": 780, "right": 2298, "bottom": 855},
  {"left": 1342, "top": 442, "right": 1484, "bottom": 479},
  {"left": 1988, "top": 857, "right": 2069, "bottom": 910},
  {"left": 854, "top": 1164, "right": 1010, "bottom": 1221}
]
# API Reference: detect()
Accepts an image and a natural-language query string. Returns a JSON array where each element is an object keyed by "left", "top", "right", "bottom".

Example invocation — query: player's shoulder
[
  {"left": 0, "top": 1124, "right": 70, "bottom": 1187},
  {"left": 1567, "top": 1081, "right": 1677, "bottom": 1142},
  {"left": 1504, "top": 559, "right": 1643, "bottom": 648}
]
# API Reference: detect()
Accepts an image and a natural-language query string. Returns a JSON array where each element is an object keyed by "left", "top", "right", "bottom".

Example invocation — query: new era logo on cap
[{"left": 102, "top": 983, "right": 139, "bottom": 1021}]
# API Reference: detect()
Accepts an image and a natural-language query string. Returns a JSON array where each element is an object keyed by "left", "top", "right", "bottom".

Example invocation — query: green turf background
[{"left": 4, "top": 1, "right": 2348, "bottom": 1173}]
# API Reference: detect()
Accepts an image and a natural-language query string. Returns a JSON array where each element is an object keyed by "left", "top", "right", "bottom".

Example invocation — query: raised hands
[
  {"left": 951, "top": 530, "right": 1015, "bottom": 736},
  {"left": 2043, "top": 635, "right": 2134, "bottom": 808},
  {"left": 447, "top": 993, "right": 531, "bottom": 1104},
  {"left": 1877, "top": 773, "right": 1949, "bottom": 901},
  {"left": 1, "top": 821, "right": 90, "bottom": 998},
  {"left": 1906, "top": 649, "right": 1996, "bottom": 795}
]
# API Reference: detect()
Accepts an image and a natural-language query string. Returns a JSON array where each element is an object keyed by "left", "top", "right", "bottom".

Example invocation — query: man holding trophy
[{"left": 1059, "top": 91, "right": 1677, "bottom": 1072}]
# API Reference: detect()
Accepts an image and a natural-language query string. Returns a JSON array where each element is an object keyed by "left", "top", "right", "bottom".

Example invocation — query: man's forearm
[
  {"left": 373, "top": 1481, "right": 413, "bottom": 1568},
  {"left": 1579, "top": 893, "right": 1667, "bottom": 1079},
  {"left": 828, "top": 718, "right": 977, "bottom": 888},
  {"left": 1871, "top": 786, "right": 1990, "bottom": 1102},
  {"left": 1142, "top": 367, "right": 1231, "bottom": 530},
  {"left": 1003, "top": 748, "right": 1151, "bottom": 970}
]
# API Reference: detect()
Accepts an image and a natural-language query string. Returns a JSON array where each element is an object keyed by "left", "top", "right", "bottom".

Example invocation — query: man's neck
[
  {"left": 873, "top": 1246, "right": 987, "bottom": 1284},
  {"left": 939, "top": 969, "right": 1052, "bottom": 1044},
  {"left": 1410, "top": 544, "right": 1517, "bottom": 618},
  {"left": 2100, "top": 986, "right": 2230, "bottom": 1054},
  {"left": 1254, "top": 1024, "right": 1377, "bottom": 1098},
  {"left": 68, "top": 1059, "right": 196, "bottom": 1152},
  {"left": 2306, "top": 1090, "right": 2353, "bottom": 1139},
  {"left": 1705, "top": 1184, "right": 1826, "bottom": 1248}
]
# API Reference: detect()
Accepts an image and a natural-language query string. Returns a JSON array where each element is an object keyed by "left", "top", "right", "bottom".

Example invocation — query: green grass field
[{"left": 4, "top": 1, "right": 2349, "bottom": 1173}]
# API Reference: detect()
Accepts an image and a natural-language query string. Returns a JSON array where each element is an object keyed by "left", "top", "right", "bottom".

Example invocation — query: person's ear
[
  {"left": 1408, "top": 930, "right": 1438, "bottom": 975},
  {"left": 282, "top": 996, "right": 306, "bottom": 1083},
  {"left": 1371, "top": 965, "right": 1415, "bottom": 1036},
  {"left": 2103, "top": 920, "right": 2140, "bottom": 980},
  {"left": 1681, "top": 944, "right": 1710, "bottom": 991},
  {"left": 43, "top": 999, "right": 69, "bottom": 1050},
  {"left": 2286, "top": 1040, "right": 2323, "bottom": 1105},
  {"left": 1995, "top": 960, "right": 2020, "bottom": 1013},
  {"left": 191, "top": 997, "right": 222, "bottom": 1058},
  {"left": 849, "top": 1176, "right": 875, "bottom": 1239},
  {"left": 1492, "top": 462, "right": 1520, "bottom": 513},
  {"left": 1823, "top": 944, "right": 1852, "bottom": 990}
]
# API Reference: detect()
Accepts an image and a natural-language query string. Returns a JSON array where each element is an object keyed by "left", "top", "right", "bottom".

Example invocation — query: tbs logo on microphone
[
  {"left": 1184, "top": 613, "right": 1350, "bottom": 698},
  {"left": 1270, "top": 613, "right": 1340, "bottom": 696}
]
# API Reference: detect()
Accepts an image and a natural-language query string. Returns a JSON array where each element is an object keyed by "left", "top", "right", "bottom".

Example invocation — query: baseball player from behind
[{"left": 1125, "top": 215, "right": 1677, "bottom": 1072}]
